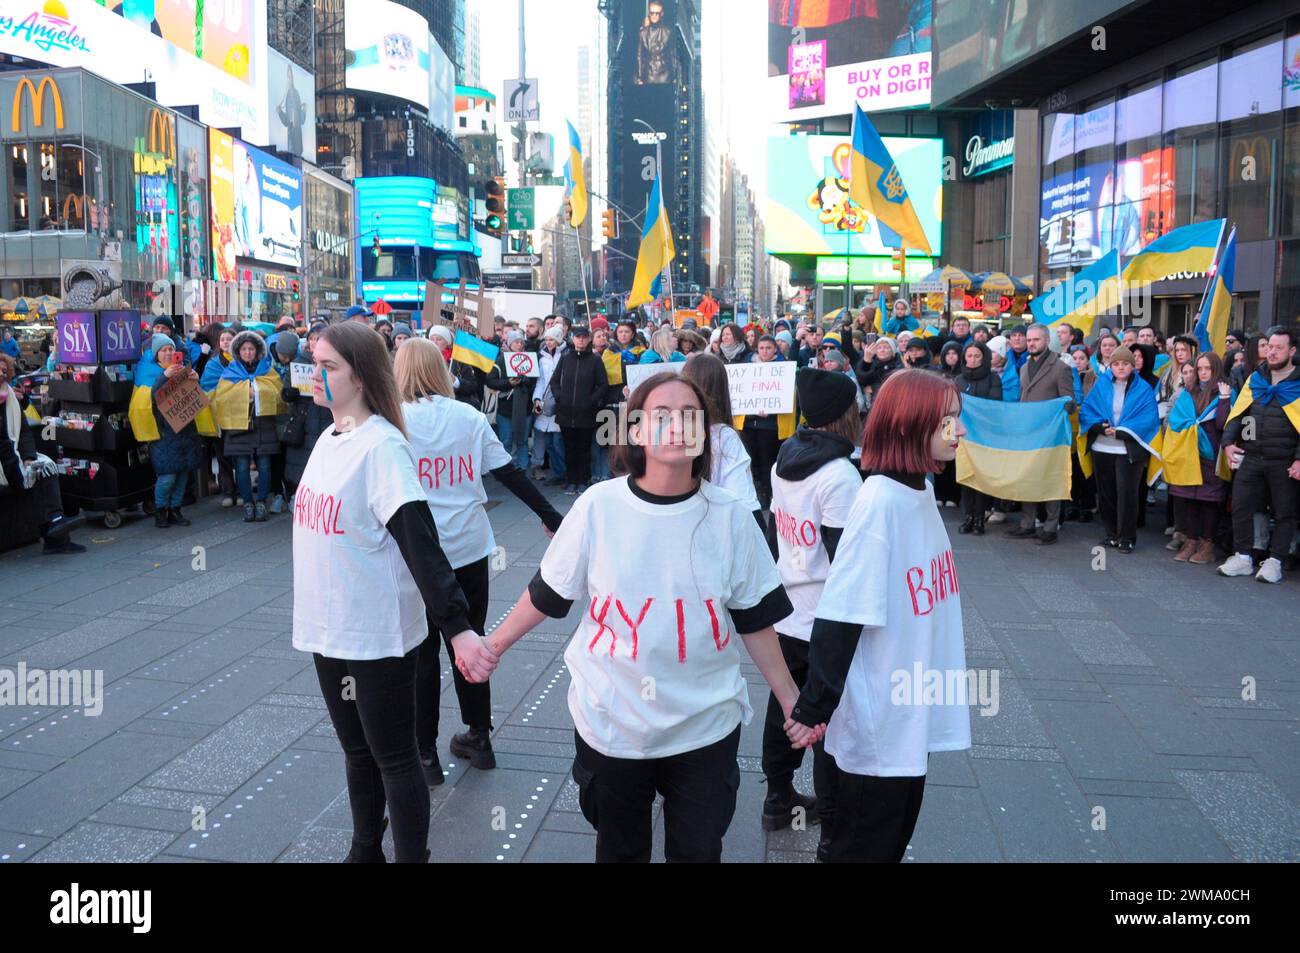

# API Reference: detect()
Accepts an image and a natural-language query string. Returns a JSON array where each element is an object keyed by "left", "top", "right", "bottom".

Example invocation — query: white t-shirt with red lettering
[
  {"left": 539, "top": 478, "right": 787, "bottom": 760},
  {"left": 769, "top": 457, "right": 861, "bottom": 639},
  {"left": 403, "top": 395, "right": 513, "bottom": 570},
  {"left": 292, "top": 415, "right": 430, "bottom": 661},
  {"left": 815, "top": 474, "right": 971, "bottom": 777}
]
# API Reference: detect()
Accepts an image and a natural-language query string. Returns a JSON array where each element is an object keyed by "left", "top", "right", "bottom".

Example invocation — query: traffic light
[
  {"left": 372, "top": 235, "right": 381, "bottom": 260},
  {"left": 890, "top": 248, "right": 907, "bottom": 278},
  {"left": 484, "top": 178, "right": 506, "bottom": 237},
  {"left": 601, "top": 208, "right": 618, "bottom": 240}
]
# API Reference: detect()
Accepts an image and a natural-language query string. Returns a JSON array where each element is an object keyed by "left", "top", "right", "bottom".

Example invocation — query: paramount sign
[{"left": 963, "top": 134, "right": 1015, "bottom": 178}]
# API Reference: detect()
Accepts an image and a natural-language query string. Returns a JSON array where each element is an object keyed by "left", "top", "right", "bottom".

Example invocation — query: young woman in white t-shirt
[
  {"left": 680, "top": 353, "right": 762, "bottom": 529},
  {"left": 460, "top": 372, "right": 803, "bottom": 863},
  {"left": 763, "top": 367, "right": 864, "bottom": 850},
  {"left": 291, "top": 322, "right": 488, "bottom": 863},
  {"left": 393, "top": 339, "right": 563, "bottom": 783},
  {"left": 786, "top": 370, "right": 971, "bottom": 863}
]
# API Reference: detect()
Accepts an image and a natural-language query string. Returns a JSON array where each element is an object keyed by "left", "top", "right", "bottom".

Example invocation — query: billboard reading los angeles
[
  {"left": 768, "top": 0, "right": 932, "bottom": 121},
  {"left": 764, "top": 134, "right": 942, "bottom": 258}
]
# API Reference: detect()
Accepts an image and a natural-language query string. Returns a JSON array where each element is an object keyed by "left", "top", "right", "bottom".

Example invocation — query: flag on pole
[
  {"left": 848, "top": 104, "right": 932, "bottom": 255},
  {"left": 452, "top": 330, "right": 500, "bottom": 375},
  {"left": 564, "top": 120, "right": 588, "bottom": 229},
  {"left": 1193, "top": 226, "right": 1236, "bottom": 355},
  {"left": 1029, "top": 249, "right": 1122, "bottom": 335},
  {"left": 628, "top": 173, "right": 676, "bottom": 309},
  {"left": 872, "top": 290, "right": 887, "bottom": 334},
  {"left": 1121, "top": 219, "right": 1225, "bottom": 285}
]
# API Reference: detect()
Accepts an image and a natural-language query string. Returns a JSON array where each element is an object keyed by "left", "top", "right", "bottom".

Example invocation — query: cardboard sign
[
  {"left": 504, "top": 351, "right": 539, "bottom": 378},
  {"left": 625, "top": 361, "right": 684, "bottom": 395},
  {"left": 424, "top": 280, "right": 496, "bottom": 337},
  {"left": 727, "top": 361, "right": 796, "bottom": 415},
  {"left": 154, "top": 373, "right": 210, "bottom": 434},
  {"left": 290, "top": 362, "right": 315, "bottom": 395}
]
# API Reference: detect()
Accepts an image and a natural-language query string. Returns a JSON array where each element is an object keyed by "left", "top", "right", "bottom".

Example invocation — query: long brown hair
[
  {"left": 681, "top": 352, "right": 733, "bottom": 420},
  {"left": 1192, "top": 351, "right": 1227, "bottom": 415},
  {"left": 320, "top": 322, "right": 408, "bottom": 438},
  {"left": 613, "top": 372, "right": 713, "bottom": 481}
]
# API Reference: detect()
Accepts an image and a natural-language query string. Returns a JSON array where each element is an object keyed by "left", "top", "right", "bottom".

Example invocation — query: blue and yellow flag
[
  {"left": 1226, "top": 367, "right": 1300, "bottom": 433},
  {"left": 1193, "top": 226, "right": 1236, "bottom": 356},
  {"left": 1030, "top": 250, "right": 1121, "bottom": 335},
  {"left": 564, "top": 120, "right": 588, "bottom": 229},
  {"left": 1122, "top": 219, "right": 1225, "bottom": 285},
  {"left": 452, "top": 330, "right": 500, "bottom": 375},
  {"left": 1077, "top": 374, "right": 1162, "bottom": 481},
  {"left": 628, "top": 173, "right": 676, "bottom": 309},
  {"left": 130, "top": 352, "right": 218, "bottom": 440},
  {"left": 848, "top": 104, "right": 932, "bottom": 255},
  {"left": 956, "top": 395, "right": 1073, "bottom": 502},
  {"left": 1152, "top": 389, "right": 1221, "bottom": 488},
  {"left": 872, "top": 290, "right": 887, "bottom": 334}
]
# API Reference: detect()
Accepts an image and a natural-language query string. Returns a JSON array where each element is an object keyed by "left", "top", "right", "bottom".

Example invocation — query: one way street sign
[
  {"left": 504, "top": 78, "right": 540, "bottom": 122},
  {"left": 503, "top": 254, "right": 542, "bottom": 267}
]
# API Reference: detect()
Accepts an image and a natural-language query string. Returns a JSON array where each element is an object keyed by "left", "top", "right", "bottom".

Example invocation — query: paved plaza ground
[{"left": 1, "top": 482, "right": 1299, "bottom": 863}]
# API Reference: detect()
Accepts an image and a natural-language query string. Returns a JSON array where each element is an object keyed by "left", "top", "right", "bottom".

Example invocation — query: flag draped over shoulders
[{"left": 1077, "top": 374, "right": 1161, "bottom": 480}]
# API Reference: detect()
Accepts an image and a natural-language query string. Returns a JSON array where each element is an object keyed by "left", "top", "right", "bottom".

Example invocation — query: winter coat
[
  {"left": 212, "top": 331, "right": 285, "bottom": 458},
  {"left": 1222, "top": 364, "right": 1300, "bottom": 463},
  {"left": 957, "top": 344, "right": 1003, "bottom": 401},
  {"left": 1168, "top": 391, "right": 1232, "bottom": 504},
  {"left": 532, "top": 345, "right": 565, "bottom": 434},
  {"left": 1019, "top": 349, "right": 1075, "bottom": 405},
  {"left": 551, "top": 348, "right": 609, "bottom": 429},
  {"left": 282, "top": 387, "right": 333, "bottom": 486}
]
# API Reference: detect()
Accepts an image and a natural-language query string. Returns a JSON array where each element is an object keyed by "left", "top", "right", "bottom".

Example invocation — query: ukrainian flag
[
  {"left": 1151, "top": 390, "right": 1220, "bottom": 488},
  {"left": 956, "top": 395, "right": 1073, "bottom": 502},
  {"left": 1030, "top": 250, "right": 1121, "bottom": 335},
  {"left": 628, "top": 173, "right": 676, "bottom": 309},
  {"left": 848, "top": 104, "right": 932, "bottom": 255},
  {"left": 564, "top": 120, "right": 588, "bottom": 229},
  {"left": 872, "top": 290, "right": 886, "bottom": 334},
  {"left": 452, "top": 330, "right": 499, "bottom": 375},
  {"left": 1193, "top": 226, "right": 1236, "bottom": 355},
  {"left": 1225, "top": 367, "right": 1300, "bottom": 434},
  {"left": 1122, "top": 219, "right": 1225, "bottom": 285},
  {"left": 129, "top": 352, "right": 217, "bottom": 440},
  {"left": 1077, "top": 374, "right": 1162, "bottom": 481}
]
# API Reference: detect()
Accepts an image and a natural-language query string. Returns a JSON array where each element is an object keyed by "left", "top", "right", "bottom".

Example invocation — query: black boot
[
  {"left": 343, "top": 816, "right": 389, "bottom": 862},
  {"left": 168, "top": 508, "right": 192, "bottom": 527},
  {"left": 761, "top": 780, "right": 819, "bottom": 832},
  {"left": 449, "top": 727, "right": 496, "bottom": 770},
  {"left": 973, "top": 516, "right": 985, "bottom": 536},
  {"left": 155, "top": 509, "right": 170, "bottom": 529},
  {"left": 420, "top": 748, "right": 446, "bottom": 787},
  {"left": 957, "top": 516, "right": 975, "bottom": 534}
]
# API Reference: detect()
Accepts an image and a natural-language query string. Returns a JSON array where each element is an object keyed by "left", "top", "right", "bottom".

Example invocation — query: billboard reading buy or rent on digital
[
  {"left": 764, "top": 134, "right": 943, "bottom": 258},
  {"left": 768, "top": 0, "right": 932, "bottom": 122}
]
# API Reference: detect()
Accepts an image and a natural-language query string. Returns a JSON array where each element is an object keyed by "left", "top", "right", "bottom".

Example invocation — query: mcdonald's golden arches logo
[
  {"left": 11, "top": 76, "right": 64, "bottom": 132},
  {"left": 148, "top": 108, "right": 176, "bottom": 162},
  {"left": 62, "top": 192, "right": 87, "bottom": 223}
]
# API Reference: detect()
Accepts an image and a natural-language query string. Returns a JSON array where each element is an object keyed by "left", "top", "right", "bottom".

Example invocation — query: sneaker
[
  {"left": 1189, "top": 539, "right": 1216, "bottom": 565},
  {"left": 254, "top": 502, "right": 268, "bottom": 523},
  {"left": 531, "top": 467, "right": 546, "bottom": 482},
  {"left": 43, "top": 514, "right": 85, "bottom": 539},
  {"left": 761, "top": 786, "right": 820, "bottom": 832},
  {"left": 168, "top": 508, "right": 192, "bottom": 527},
  {"left": 1164, "top": 526, "right": 1177, "bottom": 538},
  {"left": 236, "top": 497, "right": 245, "bottom": 506},
  {"left": 41, "top": 538, "right": 86, "bottom": 555},
  {"left": 1256, "top": 557, "right": 1283, "bottom": 585},
  {"left": 269, "top": 494, "right": 285, "bottom": 515},
  {"left": 420, "top": 749, "right": 446, "bottom": 788},
  {"left": 1173, "top": 538, "right": 1198, "bottom": 562},
  {"left": 1165, "top": 532, "right": 1186, "bottom": 552},
  {"left": 1117, "top": 540, "right": 1135, "bottom": 554},
  {"left": 1217, "top": 553, "right": 1254, "bottom": 577},
  {"left": 1035, "top": 531, "right": 1059, "bottom": 546},
  {"left": 986, "top": 510, "right": 1006, "bottom": 524},
  {"left": 564, "top": 484, "right": 579, "bottom": 496},
  {"left": 221, "top": 496, "right": 235, "bottom": 508},
  {"left": 1005, "top": 526, "right": 1038, "bottom": 539},
  {"left": 449, "top": 728, "right": 496, "bottom": 770},
  {"left": 243, "top": 502, "right": 256, "bottom": 523},
  {"left": 1101, "top": 537, "right": 1119, "bottom": 549}
]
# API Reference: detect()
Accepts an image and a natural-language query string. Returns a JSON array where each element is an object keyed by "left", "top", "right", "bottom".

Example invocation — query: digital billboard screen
[
  {"left": 209, "top": 128, "right": 238, "bottom": 282},
  {"left": 112, "top": 0, "right": 256, "bottom": 86},
  {"left": 765, "top": 134, "right": 942, "bottom": 257},
  {"left": 268, "top": 49, "right": 317, "bottom": 161},
  {"left": 768, "top": 0, "right": 931, "bottom": 121},
  {"left": 233, "top": 141, "right": 303, "bottom": 268},
  {"left": 628, "top": 0, "right": 678, "bottom": 86},
  {"left": 344, "top": 0, "right": 431, "bottom": 110}
]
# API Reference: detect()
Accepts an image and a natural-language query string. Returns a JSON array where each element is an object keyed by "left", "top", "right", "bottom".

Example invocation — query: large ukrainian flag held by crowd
[
  {"left": 1029, "top": 250, "right": 1121, "bottom": 334},
  {"left": 1122, "top": 219, "right": 1225, "bottom": 285},
  {"left": 628, "top": 173, "right": 676, "bottom": 308},
  {"left": 452, "top": 331, "right": 499, "bottom": 375},
  {"left": 956, "top": 396, "right": 1073, "bottom": 502},
  {"left": 848, "top": 104, "right": 932, "bottom": 255},
  {"left": 1193, "top": 226, "right": 1236, "bottom": 356},
  {"left": 564, "top": 120, "right": 588, "bottom": 229}
]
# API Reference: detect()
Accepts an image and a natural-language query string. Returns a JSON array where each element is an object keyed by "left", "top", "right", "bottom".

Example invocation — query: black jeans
[
  {"left": 561, "top": 426, "right": 594, "bottom": 486},
  {"left": 741, "top": 425, "right": 781, "bottom": 510},
  {"left": 1093, "top": 452, "right": 1147, "bottom": 542},
  {"left": 961, "top": 486, "right": 988, "bottom": 521},
  {"left": 822, "top": 752, "right": 926, "bottom": 863},
  {"left": 572, "top": 725, "right": 741, "bottom": 863},
  {"left": 1231, "top": 454, "right": 1299, "bottom": 559},
  {"left": 761, "top": 636, "right": 831, "bottom": 796},
  {"left": 314, "top": 647, "right": 428, "bottom": 862},
  {"left": 1070, "top": 451, "right": 1096, "bottom": 512},
  {"left": 27, "top": 473, "right": 63, "bottom": 528},
  {"left": 416, "top": 556, "right": 492, "bottom": 752}
]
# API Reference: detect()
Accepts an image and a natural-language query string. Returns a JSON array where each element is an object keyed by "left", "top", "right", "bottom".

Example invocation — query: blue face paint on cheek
[{"left": 321, "top": 369, "right": 334, "bottom": 403}]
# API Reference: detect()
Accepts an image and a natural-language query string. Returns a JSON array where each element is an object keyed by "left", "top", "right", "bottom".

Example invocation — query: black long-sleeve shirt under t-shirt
[
  {"left": 791, "top": 471, "right": 923, "bottom": 729},
  {"left": 385, "top": 500, "right": 473, "bottom": 639}
]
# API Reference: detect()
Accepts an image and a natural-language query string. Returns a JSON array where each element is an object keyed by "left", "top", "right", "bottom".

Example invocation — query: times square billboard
[
  {"left": 768, "top": 0, "right": 931, "bottom": 122},
  {"left": 616, "top": 0, "right": 682, "bottom": 235}
]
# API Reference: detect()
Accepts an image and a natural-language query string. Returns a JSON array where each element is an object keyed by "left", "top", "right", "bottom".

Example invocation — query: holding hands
[
  {"left": 780, "top": 696, "right": 825, "bottom": 750},
  {"left": 451, "top": 630, "right": 500, "bottom": 684}
]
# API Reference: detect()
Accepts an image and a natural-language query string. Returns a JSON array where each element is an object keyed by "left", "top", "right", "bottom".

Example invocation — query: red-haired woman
[{"left": 786, "top": 370, "right": 972, "bottom": 863}]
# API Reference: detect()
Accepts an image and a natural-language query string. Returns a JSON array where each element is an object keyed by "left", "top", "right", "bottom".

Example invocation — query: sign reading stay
[
  {"left": 290, "top": 362, "right": 315, "bottom": 395},
  {"left": 154, "top": 373, "right": 210, "bottom": 434},
  {"left": 726, "top": 361, "right": 796, "bottom": 415}
]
